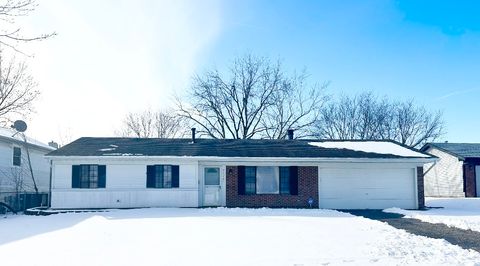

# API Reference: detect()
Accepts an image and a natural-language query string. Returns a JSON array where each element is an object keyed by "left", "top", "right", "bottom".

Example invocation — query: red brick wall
[
  {"left": 417, "top": 167, "right": 425, "bottom": 209},
  {"left": 226, "top": 166, "right": 319, "bottom": 208},
  {"left": 464, "top": 163, "right": 476, "bottom": 197}
]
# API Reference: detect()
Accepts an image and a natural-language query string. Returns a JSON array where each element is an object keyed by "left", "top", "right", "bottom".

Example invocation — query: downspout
[
  {"left": 48, "top": 159, "right": 52, "bottom": 208},
  {"left": 423, "top": 160, "right": 437, "bottom": 176}
]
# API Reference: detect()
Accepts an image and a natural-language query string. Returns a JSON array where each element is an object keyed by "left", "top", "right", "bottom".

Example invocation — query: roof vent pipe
[
  {"left": 48, "top": 141, "right": 59, "bottom": 149},
  {"left": 191, "top": 128, "right": 196, "bottom": 143},
  {"left": 287, "top": 129, "right": 294, "bottom": 140}
]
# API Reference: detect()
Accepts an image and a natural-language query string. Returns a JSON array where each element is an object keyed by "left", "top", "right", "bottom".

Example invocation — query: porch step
[{"left": 25, "top": 207, "right": 110, "bottom": 216}]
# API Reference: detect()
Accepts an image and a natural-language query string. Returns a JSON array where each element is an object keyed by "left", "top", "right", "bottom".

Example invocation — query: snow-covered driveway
[
  {"left": 0, "top": 208, "right": 479, "bottom": 266},
  {"left": 385, "top": 197, "right": 480, "bottom": 232}
]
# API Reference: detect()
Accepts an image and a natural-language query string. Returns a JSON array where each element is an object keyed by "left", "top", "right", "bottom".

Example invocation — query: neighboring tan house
[
  {"left": 0, "top": 127, "right": 56, "bottom": 208},
  {"left": 421, "top": 143, "right": 480, "bottom": 197},
  {"left": 46, "top": 130, "right": 434, "bottom": 210}
]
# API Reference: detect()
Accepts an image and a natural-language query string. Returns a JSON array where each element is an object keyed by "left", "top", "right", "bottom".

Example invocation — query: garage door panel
[
  {"left": 320, "top": 198, "right": 415, "bottom": 210},
  {"left": 321, "top": 178, "right": 412, "bottom": 190},
  {"left": 319, "top": 167, "right": 416, "bottom": 209},
  {"left": 320, "top": 188, "right": 413, "bottom": 199}
]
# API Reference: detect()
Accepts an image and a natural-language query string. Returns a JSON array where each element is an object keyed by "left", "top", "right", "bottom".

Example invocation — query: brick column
[
  {"left": 417, "top": 167, "right": 425, "bottom": 209},
  {"left": 463, "top": 163, "right": 476, "bottom": 197}
]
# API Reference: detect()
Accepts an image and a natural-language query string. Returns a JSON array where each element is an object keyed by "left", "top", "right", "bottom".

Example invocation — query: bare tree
[
  {"left": 177, "top": 54, "right": 328, "bottom": 139},
  {"left": 261, "top": 72, "right": 329, "bottom": 139},
  {"left": 0, "top": 0, "right": 55, "bottom": 53},
  {"left": 117, "top": 108, "right": 188, "bottom": 138},
  {"left": 315, "top": 92, "right": 444, "bottom": 148},
  {"left": 394, "top": 100, "right": 444, "bottom": 148},
  {"left": 0, "top": 54, "right": 39, "bottom": 123},
  {"left": 0, "top": 151, "right": 34, "bottom": 210}
]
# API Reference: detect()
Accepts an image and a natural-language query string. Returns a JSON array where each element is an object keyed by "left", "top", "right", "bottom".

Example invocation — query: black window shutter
[
  {"left": 238, "top": 166, "right": 245, "bottom": 195},
  {"left": 289, "top": 166, "right": 298, "bottom": 195},
  {"left": 98, "top": 165, "right": 106, "bottom": 188},
  {"left": 72, "top": 165, "right": 80, "bottom": 188},
  {"left": 172, "top": 165, "right": 179, "bottom": 188},
  {"left": 146, "top": 165, "right": 155, "bottom": 188}
]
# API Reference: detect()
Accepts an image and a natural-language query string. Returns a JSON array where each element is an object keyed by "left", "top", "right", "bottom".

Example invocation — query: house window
[
  {"left": 245, "top": 166, "right": 256, "bottom": 194},
  {"left": 256, "top": 166, "right": 279, "bottom": 194},
  {"left": 279, "top": 166, "right": 290, "bottom": 194},
  {"left": 147, "top": 165, "right": 179, "bottom": 188},
  {"left": 13, "top": 147, "right": 21, "bottom": 166},
  {"left": 72, "top": 165, "right": 106, "bottom": 188},
  {"left": 239, "top": 166, "right": 298, "bottom": 195}
]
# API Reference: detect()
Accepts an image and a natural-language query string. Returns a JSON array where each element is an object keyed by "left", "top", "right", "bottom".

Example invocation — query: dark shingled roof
[
  {"left": 47, "top": 137, "right": 430, "bottom": 159},
  {"left": 422, "top": 143, "right": 480, "bottom": 159}
]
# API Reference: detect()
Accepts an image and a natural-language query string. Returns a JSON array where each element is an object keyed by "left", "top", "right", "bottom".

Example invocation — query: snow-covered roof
[
  {"left": 308, "top": 141, "right": 430, "bottom": 158},
  {"left": 0, "top": 127, "right": 55, "bottom": 151},
  {"left": 422, "top": 143, "right": 480, "bottom": 159},
  {"left": 48, "top": 137, "right": 431, "bottom": 160}
]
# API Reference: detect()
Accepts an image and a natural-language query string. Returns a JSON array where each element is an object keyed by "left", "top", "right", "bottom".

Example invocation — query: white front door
[{"left": 203, "top": 167, "right": 222, "bottom": 206}]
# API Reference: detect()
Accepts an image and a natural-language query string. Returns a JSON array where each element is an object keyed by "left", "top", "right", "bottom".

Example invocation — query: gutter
[
  {"left": 423, "top": 160, "right": 437, "bottom": 176},
  {"left": 45, "top": 155, "right": 437, "bottom": 164}
]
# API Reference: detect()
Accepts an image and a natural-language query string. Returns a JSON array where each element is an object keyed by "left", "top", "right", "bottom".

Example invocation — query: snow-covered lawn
[
  {"left": 385, "top": 197, "right": 480, "bottom": 233},
  {"left": 1, "top": 208, "right": 479, "bottom": 266}
]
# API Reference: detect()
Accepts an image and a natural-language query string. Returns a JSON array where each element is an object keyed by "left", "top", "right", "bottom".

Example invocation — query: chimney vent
[
  {"left": 287, "top": 129, "right": 294, "bottom": 140},
  {"left": 191, "top": 128, "right": 196, "bottom": 143},
  {"left": 48, "top": 141, "right": 59, "bottom": 149}
]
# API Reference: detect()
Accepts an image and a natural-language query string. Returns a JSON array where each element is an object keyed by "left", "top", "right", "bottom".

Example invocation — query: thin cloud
[{"left": 434, "top": 88, "right": 479, "bottom": 101}]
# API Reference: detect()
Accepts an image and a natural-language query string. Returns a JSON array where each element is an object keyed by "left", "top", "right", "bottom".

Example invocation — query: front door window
[
  {"left": 203, "top": 167, "right": 222, "bottom": 206},
  {"left": 205, "top": 167, "right": 220, "bottom": 185}
]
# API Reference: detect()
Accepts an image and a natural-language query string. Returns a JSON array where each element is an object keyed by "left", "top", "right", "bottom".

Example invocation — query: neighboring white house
[
  {"left": 47, "top": 132, "right": 435, "bottom": 210},
  {"left": 421, "top": 143, "right": 480, "bottom": 197},
  {"left": 0, "top": 127, "right": 56, "bottom": 198}
]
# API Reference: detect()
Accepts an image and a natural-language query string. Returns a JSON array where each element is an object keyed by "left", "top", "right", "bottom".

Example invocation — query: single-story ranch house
[
  {"left": 421, "top": 143, "right": 480, "bottom": 197},
  {"left": 46, "top": 131, "right": 434, "bottom": 210}
]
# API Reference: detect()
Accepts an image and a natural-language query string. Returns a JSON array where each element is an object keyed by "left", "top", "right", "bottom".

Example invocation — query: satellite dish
[{"left": 12, "top": 120, "right": 27, "bottom": 132}]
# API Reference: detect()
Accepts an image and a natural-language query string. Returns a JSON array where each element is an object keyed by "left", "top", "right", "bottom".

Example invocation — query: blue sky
[{"left": 18, "top": 0, "right": 480, "bottom": 143}]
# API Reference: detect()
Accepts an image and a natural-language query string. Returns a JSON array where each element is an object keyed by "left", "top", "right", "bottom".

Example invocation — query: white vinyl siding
[
  {"left": 423, "top": 147, "right": 465, "bottom": 197},
  {"left": 0, "top": 142, "right": 52, "bottom": 194},
  {"left": 51, "top": 160, "right": 198, "bottom": 208}
]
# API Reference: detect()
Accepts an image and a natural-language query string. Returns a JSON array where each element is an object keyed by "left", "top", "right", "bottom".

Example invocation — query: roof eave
[
  {"left": 45, "top": 155, "right": 436, "bottom": 164},
  {"left": 423, "top": 143, "right": 466, "bottom": 160},
  {"left": 0, "top": 134, "right": 55, "bottom": 152}
]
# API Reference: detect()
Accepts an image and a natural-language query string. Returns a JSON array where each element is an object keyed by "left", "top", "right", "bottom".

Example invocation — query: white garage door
[{"left": 319, "top": 168, "right": 417, "bottom": 209}]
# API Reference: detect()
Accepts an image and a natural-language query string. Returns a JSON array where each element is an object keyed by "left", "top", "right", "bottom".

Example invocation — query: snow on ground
[
  {"left": 385, "top": 197, "right": 480, "bottom": 232},
  {"left": 308, "top": 141, "right": 430, "bottom": 158},
  {"left": 0, "top": 208, "right": 479, "bottom": 266}
]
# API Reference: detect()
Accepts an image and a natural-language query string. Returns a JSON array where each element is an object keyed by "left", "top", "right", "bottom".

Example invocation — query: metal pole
[{"left": 22, "top": 133, "right": 39, "bottom": 196}]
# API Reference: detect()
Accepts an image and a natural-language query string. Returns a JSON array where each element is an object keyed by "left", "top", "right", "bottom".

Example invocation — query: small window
[
  {"left": 245, "top": 166, "right": 256, "bottom": 195},
  {"left": 72, "top": 164, "right": 106, "bottom": 189},
  {"left": 279, "top": 167, "right": 290, "bottom": 194},
  {"left": 147, "top": 165, "right": 179, "bottom": 188},
  {"left": 81, "top": 165, "right": 98, "bottom": 188},
  {"left": 13, "top": 147, "right": 21, "bottom": 166},
  {"left": 205, "top": 168, "right": 220, "bottom": 185}
]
